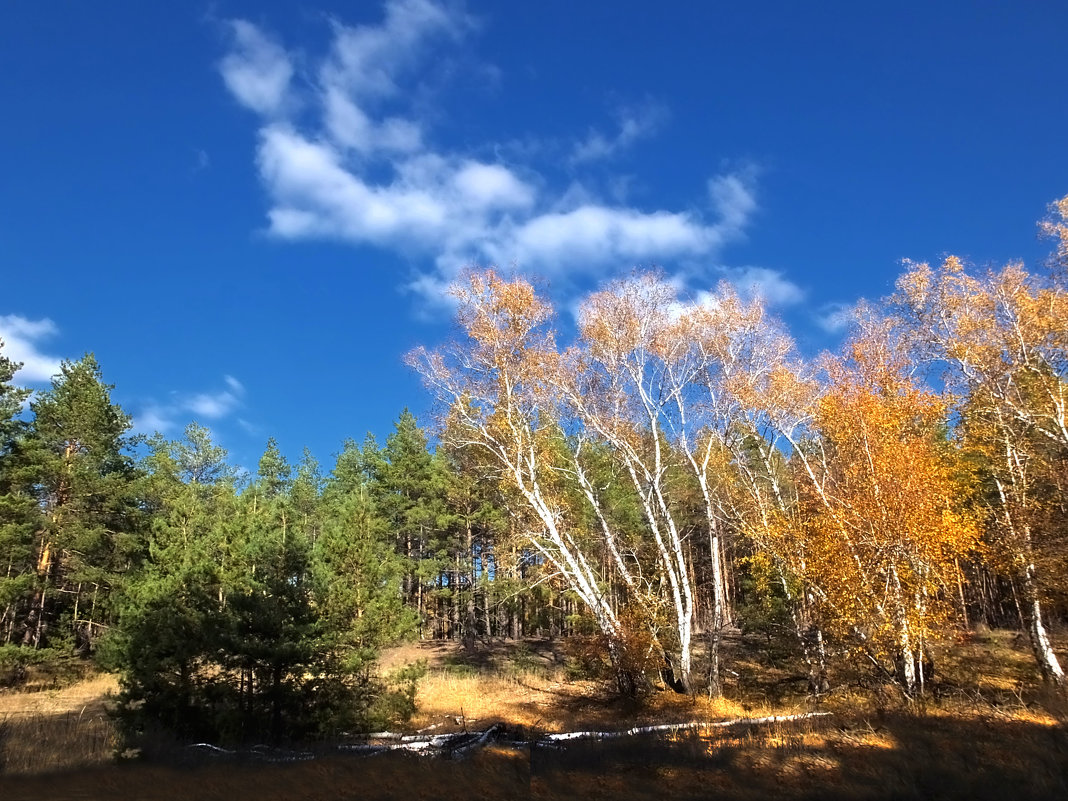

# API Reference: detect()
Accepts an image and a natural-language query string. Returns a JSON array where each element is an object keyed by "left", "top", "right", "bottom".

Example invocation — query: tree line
[
  {"left": 0, "top": 354, "right": 594, "bottom": 742},
  {"left": 0, "top": 195, "right": 1066, "bottom": 743}
]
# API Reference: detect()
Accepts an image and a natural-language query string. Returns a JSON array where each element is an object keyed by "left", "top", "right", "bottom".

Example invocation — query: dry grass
[
  {"left": 410, "top": 667, "right": 761, "bottom": 733},
  {"left": 1, "top": 633, "right": 1067, "bottom": 799},
  {"left": 0, "top": 672, "right": 117, "bottom": 719},
  {"left": 4, "top": 705, "right": 1060, "bottom": 801}
]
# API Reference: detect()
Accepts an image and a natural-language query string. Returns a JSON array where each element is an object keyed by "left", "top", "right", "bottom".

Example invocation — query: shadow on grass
[
  {"left": 2, "top": 711, "right": 1065, "bottom": 801},
  {"left": 432, "top": 638, "right": 565, "bottom": 674},
  {"left": 529, "top": 711, "right": 1068, "bottom": 801}
]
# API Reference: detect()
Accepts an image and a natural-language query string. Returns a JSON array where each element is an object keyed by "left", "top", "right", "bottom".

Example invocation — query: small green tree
[
  {"left": 115, "top": 432, "right": 418, "bottom": 745},
  {"left": 108, "top": 423, "right": 239, "bottom": 738}
]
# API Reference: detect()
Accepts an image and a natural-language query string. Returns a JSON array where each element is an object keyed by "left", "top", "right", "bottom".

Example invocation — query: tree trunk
[
  {"left": 1023, "top": 567, "right": 1065, "bottom": 688},
  {"left": 607, "top": 637, "right": 638, "bottom": 697},
  {"left": 706, "top": 530, "right": 726, "bottom": 697},
  {"left": 955, "top": 558, "right": 969, "bottom": 629},
  {"left": 464, "top": 522, "right": 477, "bottom": 651}
]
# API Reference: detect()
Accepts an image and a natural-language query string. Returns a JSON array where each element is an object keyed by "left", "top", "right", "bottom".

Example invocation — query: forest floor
[{"left": 1, "top": 628, "right": 1067, "bottom": 800}]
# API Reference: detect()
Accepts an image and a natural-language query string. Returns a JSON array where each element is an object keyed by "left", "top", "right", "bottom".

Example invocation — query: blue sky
[{"left": 2, "top": 0, "right": 1066, "bottom": 473}]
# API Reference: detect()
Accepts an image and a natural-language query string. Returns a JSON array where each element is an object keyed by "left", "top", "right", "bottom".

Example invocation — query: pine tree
[
  {"left": 0, "top": 339, "right": 29, "bottom": 444},
  {"left": 315, "top": 468, "right": 415, "bottom": 669},
  {"left": 12, "top": 355, "right": 144, "bottom": 652},
  {"left": 374, "top": 410, "right": 447, "bottom": 636},
  {"left": 0, "top": 340, "right": 34, "bottom": 647},
  {"left": 109, "top": 423, "right": 238, "bottom": 738}
]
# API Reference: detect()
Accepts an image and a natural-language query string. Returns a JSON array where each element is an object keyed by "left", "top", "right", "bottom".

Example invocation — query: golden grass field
[{"left": 1, "top": 630, "right": 1067, "bottom": 800}]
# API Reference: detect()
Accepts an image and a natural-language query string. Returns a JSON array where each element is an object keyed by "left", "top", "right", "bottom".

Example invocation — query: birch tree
[
  {"left": 896, "top": 239, "right": 1068, "bottom": 687},
  {"left": 563, "top": 274, "right": 699, "bottom": 692},
  {"left": 407, "top": 270, "right": 643, "bottom": 691},
  {"left": 566, "top": 275, "right": 815, "bottom": 694},
  {"left": 677, "top": 283, "right": 825, "bottom": 693}
]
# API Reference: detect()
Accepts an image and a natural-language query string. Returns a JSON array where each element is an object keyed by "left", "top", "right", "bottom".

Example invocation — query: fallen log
[
  {"left": 186, "top": 743, "right": 316, "bottom": 762},
  {"left": 542, "top": 712, "right": 832, "bottom": 742}
]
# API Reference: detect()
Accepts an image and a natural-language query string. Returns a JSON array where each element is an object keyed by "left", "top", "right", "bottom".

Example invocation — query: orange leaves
[
  {"left": 578, "top": 273, "right": 670, "bottom": 362},
  {"left": 797, "top": 323, "right": 980, "bottom": 663},
  {"left": 451, "top": 268, "right": 552, "bottom": 349}
]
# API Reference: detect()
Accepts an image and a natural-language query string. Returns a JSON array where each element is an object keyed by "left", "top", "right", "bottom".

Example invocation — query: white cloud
[
  {"left": 321, "top": 0, "right": 471, "bottom": 102},
  {"left": 0, "top": 314, "right": 63, "bottom": 383},
  {"left": 187, "top": 392, "right": 238, "bottom": 420},
  {"left": 511, "top": 206, "right": 712, "bottom": 268},
  {"left": 452, "top": 162, "right": 535, "bottom": 210},
  {"left": 236, "top": 417, "right": 260, "bottom": 436},
  {"left": 133, "top": 405, "right": 176, "bottom": 435},
  {"left": 709, "top": 172, "right": 759, "bottom": 232},
  {"left": 219, "top": 1, "right": 770, "bottom": 307},
  {"left": 185, "top": 375, "right": 244, "bottom": 420}
]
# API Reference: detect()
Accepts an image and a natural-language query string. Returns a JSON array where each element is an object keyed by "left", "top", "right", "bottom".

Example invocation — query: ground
[{"left": 1, "top": 630, "right": 1067, "bottom": 800}]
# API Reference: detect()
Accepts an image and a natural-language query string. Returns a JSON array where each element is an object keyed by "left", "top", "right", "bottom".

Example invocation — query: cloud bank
[{"left": 219, "top": 0, "right": 799, "bottom": 307}]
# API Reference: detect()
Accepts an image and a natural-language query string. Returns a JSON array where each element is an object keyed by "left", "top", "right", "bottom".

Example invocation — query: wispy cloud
[
  {"left": 570, "top": 101, "right": 667, "bottom": 165},
  {"left": 815, "top": 301, "right": 857, "bottom": 333},
  {"left": 219, "top": 20, "right": 294, "bottom": 117},
  {"left": 722, "top": 266, "right": 806, "bottom": 307},
  {"left": 132, "top": 406, "right": 175, "bottom": 436},
  {"left": 219, "top": 0, "right": 766, "bottom": 306},
  {"left": 0, "top": 315, "right": 63, "bottom": 383},
  {"left": 132, "top": 375, "right": 247, "bottom": 435}
]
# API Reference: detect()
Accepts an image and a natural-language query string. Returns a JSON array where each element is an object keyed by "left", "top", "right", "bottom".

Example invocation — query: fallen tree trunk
[{"left": 185, "top": 712, "right": 833, "bottom": 763}]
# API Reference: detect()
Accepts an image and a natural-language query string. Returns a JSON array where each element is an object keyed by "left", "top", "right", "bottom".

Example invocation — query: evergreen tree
[
  {"left": 109, "top": 423, "right": 238, "bottom": 738},
  {"left": 0, "top": 339, "right": 29, "bottom": 443},
  {"left": 219, "top": 441, "right": 318, "bottom": 740},
  {"left": 0, "top": 341, "right": 34, "bottom": 646},
  {"left": 316, "top": 455, "right": 415, "bottom": 669},
  {"left": 116, "top": 432, "right": 417, "bottom": 745},
  {"left": 373, "top": 410, "right": 448, "bottom": 635},
  {"left": 438, "top": 443, "right": 510, "bottom": 644},
  {"left": 10, "top": 355, "right": 144, "bottom": 652},
  {"left": 291, "top": 447, "right": 324, "bottom": 543}
]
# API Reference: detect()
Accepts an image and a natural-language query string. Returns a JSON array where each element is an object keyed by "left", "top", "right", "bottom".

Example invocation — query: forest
[{"left": 1, "top": 196, "right": 1067, "bottom": 770}]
